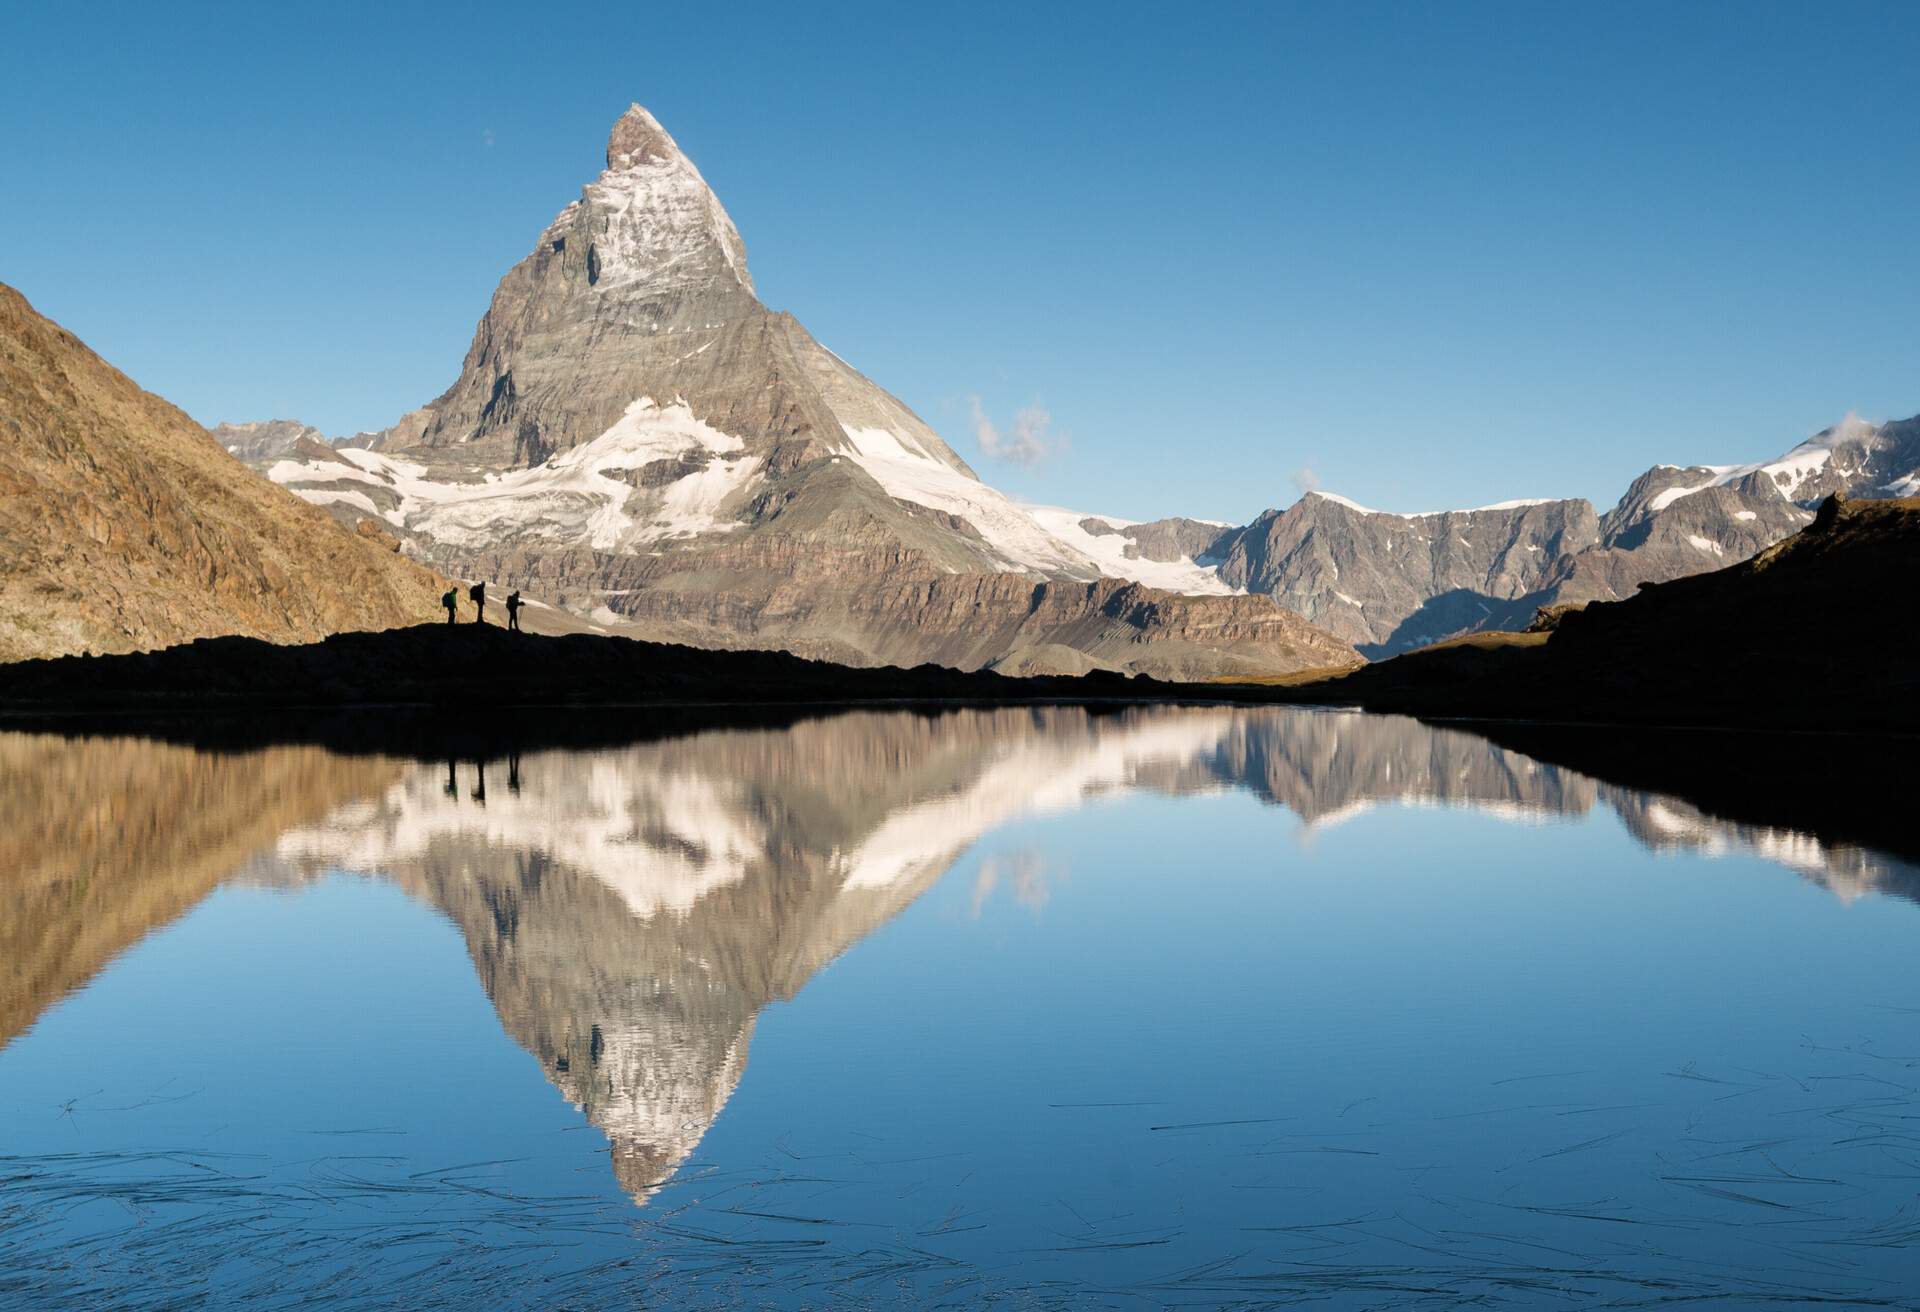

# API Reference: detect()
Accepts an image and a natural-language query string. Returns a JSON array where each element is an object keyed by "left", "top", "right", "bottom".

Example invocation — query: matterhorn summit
[{"left": 264, "top": 103, "right": 1355, "bottom": 678}]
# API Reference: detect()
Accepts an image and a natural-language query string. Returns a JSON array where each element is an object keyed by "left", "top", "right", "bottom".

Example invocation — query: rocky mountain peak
[
  {"left": 606, "top": 102, "right": 680, "bottom": 170},
  {"left": 568, "top": 101, "right": 753, "bottom": 297}
]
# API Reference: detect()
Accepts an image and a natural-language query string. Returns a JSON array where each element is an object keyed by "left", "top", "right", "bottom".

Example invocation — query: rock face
[
  {"left": 1211, "top": 413, "right": 1920, "bottom": 655},
  {"left": 207, "top": 419, "right": 332, "bottom": 461},
  {"left": 0, "top": 283, "right": 450, "bottom": 661},
  {"left": 1533, "top": 413, "right": 1920, "bottom": 610},
  {"left": 1214, "top": 495, "right": 1599, "bottom": 656},
  {"left": 261, "top": 105, "right": 1351, "bottom": 678},
  {"left": 1301, "top": 494, "right": 1920, "bottom": 733}
]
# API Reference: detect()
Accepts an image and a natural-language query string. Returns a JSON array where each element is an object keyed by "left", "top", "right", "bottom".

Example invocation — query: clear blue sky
[{"left": 4, "top": 1, "right": 1916, "bottom": 522}]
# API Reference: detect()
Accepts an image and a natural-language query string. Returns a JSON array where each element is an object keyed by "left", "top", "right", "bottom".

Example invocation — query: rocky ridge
[
  {"left": 1207, "top": 412, "right": 1920, "bottom": 655},
  {"left": 236, "top": 105, "right": 1920, "bottom": 665},
  {"left": 207, "top": 419, "right": 339, "bottom": 461},
  {"left": 0, "top": 283, "right": 451, "bottom": 661},
  {"left": 255, "top": 105, "right": 1348, "bottom": 679}
]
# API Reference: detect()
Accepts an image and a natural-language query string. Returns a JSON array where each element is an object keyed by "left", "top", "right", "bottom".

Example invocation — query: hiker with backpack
[
  {"left": 441, "top": 587, "right": 459, "bottom": 625},
  {"left": 506, "top": 590, "right": 524, "bottom": 632},
  {"left": 470, "top": 581, "right": 487, "bottom": 625}
]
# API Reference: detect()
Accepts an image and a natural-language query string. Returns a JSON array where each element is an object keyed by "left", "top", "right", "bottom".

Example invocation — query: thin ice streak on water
[{"left": 8, "top": 1047, "right": 1920, "bottom": 1311}]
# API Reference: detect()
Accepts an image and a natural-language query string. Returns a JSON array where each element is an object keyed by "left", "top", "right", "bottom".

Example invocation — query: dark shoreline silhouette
[
  {"left": 0, "top": 623, "right": 1235, "bottom": 715},
  {"left": 8, "top": 498, "right": 1915, "bottom": 739},
  {"left": 1279, "top": 496, "right": 1920, "bottom": 736}
]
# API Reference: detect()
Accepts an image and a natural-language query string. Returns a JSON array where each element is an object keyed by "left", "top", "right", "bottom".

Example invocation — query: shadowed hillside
[{"left": 1285, "top": 496, "right": 1920, "bottom": 733}]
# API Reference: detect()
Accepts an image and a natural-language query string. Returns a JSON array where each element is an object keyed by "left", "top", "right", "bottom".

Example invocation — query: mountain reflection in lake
[{"left": 3, "top": 707, "right": 1917, "bottom": 1309}]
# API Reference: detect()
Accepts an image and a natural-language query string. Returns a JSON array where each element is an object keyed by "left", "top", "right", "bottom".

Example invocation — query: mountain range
[
  {"left": 243, "top": 105, "right": 1351, "bottom": 679},
  {"left": 6, "top": 101, "right": 1913, "bottom": 673},
  {"left": 242, "top": 103, "right": 1920, "bottom": 667},
  {"left": 1208, "top": 411, "right": 1919, "bottom": 654}
]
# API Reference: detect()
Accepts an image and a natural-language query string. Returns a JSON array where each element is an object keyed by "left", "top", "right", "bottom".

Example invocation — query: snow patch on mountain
[
  {"left": 555, "top": 104, "right": 753, "bottom": 295},
  {"left": 269, "top": 398, "right": 763, "bottom": 551},
  {"left": 1025, "top": 506, "right": 1239, "bottom": 595},
  {"left": 1301, "top": 491, "right": 1559, "bottom": 519},
  {"left": 1647, "top": 415, "right": 1883, "bottom": 512},
  {"left": 836, "top": 423, "right": 1102, "bottom": 577}
]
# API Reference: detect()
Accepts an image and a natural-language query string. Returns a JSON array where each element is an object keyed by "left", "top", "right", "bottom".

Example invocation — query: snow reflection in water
[{"left": 1, "top": 707, "right": 1916, "bottom": 1309}]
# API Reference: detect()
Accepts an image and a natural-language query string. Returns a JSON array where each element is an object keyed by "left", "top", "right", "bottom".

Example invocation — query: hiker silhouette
[
  {"left": 441, "top": 588, "right": 458, "bottom": 625},
  {"left": 470, "top": 581, "right": 487, "bottom": 625},
  {"left": 506, "top": 590, "right": 524, "bottom": 632}
]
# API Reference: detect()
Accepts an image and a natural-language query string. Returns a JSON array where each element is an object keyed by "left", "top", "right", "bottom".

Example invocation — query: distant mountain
[
  {"left": 1211, "top": 413, "right": 1920, "bottom": 656},
  {"left": 207, "top": 419, "right": 331, "bottom": 460},
  {"left": 1212, "top": 494, "right": 1597, "bottom": 657},
  {"left": 1537, "top": 413, "right": 1920, "bottom": 609},
  {"left": 1300, "top": 493, "right": 1920, "bottom": 732},
  {"left": 234, "top": 104, "right": 1917, "bottom": 667},
  {"left": 0, "top": 283, "right": 448, "bottom": 661},
  {"left": 256, "top": 104, "right": 1352, "bottom": 680}
]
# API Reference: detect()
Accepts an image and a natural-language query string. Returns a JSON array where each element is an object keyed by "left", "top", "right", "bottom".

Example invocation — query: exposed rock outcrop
[
  {"left": 1217, "top": 413, "right": 1920, "bottom": 657},
  {"left": 0, "top": 283, "right": 449, "bottom": 661},
  {"left": 1292, "top": 495, "right": 1920, "bottom": 733},
  {"left": 258, "top": 105, "right": 1349, "bottom": 678},
  {"left": 1212, "top": 494, "right": 1598, "bottom": 656},
  {"left": 206, "top": 419, "right": 334, "bottom": 460}
]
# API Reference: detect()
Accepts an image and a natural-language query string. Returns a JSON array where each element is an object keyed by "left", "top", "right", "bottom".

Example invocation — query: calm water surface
[{"left": 2, "top": 707, "right": 1917, "bottom": 1309}]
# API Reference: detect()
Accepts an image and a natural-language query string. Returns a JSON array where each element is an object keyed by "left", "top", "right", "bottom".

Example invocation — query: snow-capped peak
[
  {"left": 552, "top": 102, "right": 754, "bottom": 295},
  {"left": 606, "top": 102, "right": 680, "bottom": 170},
  {"left": 1301, "top": 490, "right": 1558, "bottom": 519},
  {"left": 1643, "top": 412, "right": 1885, "bottom": 513}
]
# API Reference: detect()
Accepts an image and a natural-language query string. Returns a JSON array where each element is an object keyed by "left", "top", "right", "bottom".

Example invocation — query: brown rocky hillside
[{"left": 0, "top": 282, "right": 447, "bottom": 660}]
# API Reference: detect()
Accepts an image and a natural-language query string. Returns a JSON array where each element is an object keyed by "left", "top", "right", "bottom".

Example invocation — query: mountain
[
  {"left": 0, "top": 283, "right": 449, "bottom": 661},
  {"left": 257, "top": 105, "right": 1350, "bottom": 679},
  {"left": 1212, "top": 494, "right": 1599, "bottom": 656},
  {"left": 1537, "top": 412, "right": 1920, "bottom": 607},
  {"left": 1212, "top": 413, "right": 1920, "bottom": 656},
  {"left": 207, "top": 419, "right": 333, "bottom": 460},
  {"left": 1294, "top": 494, "right": 1920, "bottom": 732}
]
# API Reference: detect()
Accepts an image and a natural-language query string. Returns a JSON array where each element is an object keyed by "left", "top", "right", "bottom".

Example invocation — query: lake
[{"left": 2, "top": 706, "right": 1917, "bottom": 1309}]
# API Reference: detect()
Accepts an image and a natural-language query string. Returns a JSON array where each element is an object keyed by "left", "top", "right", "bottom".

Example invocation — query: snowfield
[
  {"left": 834, "top": 423, "right": 1104, "bottom": 578},
  {"left": 1303, "top": 491, "right": 1560, "bottom": 519},
  {"left": 1024, "top": 505, "right": 1239, "bottom": 595},
  {"left": 1645, "top": 414, "right": 1884, "bottom": 513},
  {"left": 269, "top": 398, "right": 765, "bottom": 552}
]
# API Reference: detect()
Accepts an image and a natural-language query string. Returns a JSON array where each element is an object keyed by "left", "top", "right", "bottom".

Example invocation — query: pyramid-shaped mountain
[{"left": 263, "top": 105, "right": 1353, "bottom": 678}]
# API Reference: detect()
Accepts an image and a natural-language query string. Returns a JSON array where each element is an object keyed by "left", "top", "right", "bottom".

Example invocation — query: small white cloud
[
  {"left": 1290, "top": 466, "right": 1320, "bottom": 497},
  {"left": 969, "top": 395, "right": 1061, "bottom": 466},
  {"left": 971, "top": 849, "right": 1057, "bottom": 918},
  {"left": 482, "top": 128, "right": 496, "bottom": 149}
]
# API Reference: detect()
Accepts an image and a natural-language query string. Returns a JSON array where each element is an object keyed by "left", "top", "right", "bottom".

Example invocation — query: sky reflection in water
[{"left": 2, "top": 707, "right": 1917, "bottom": 1309}]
